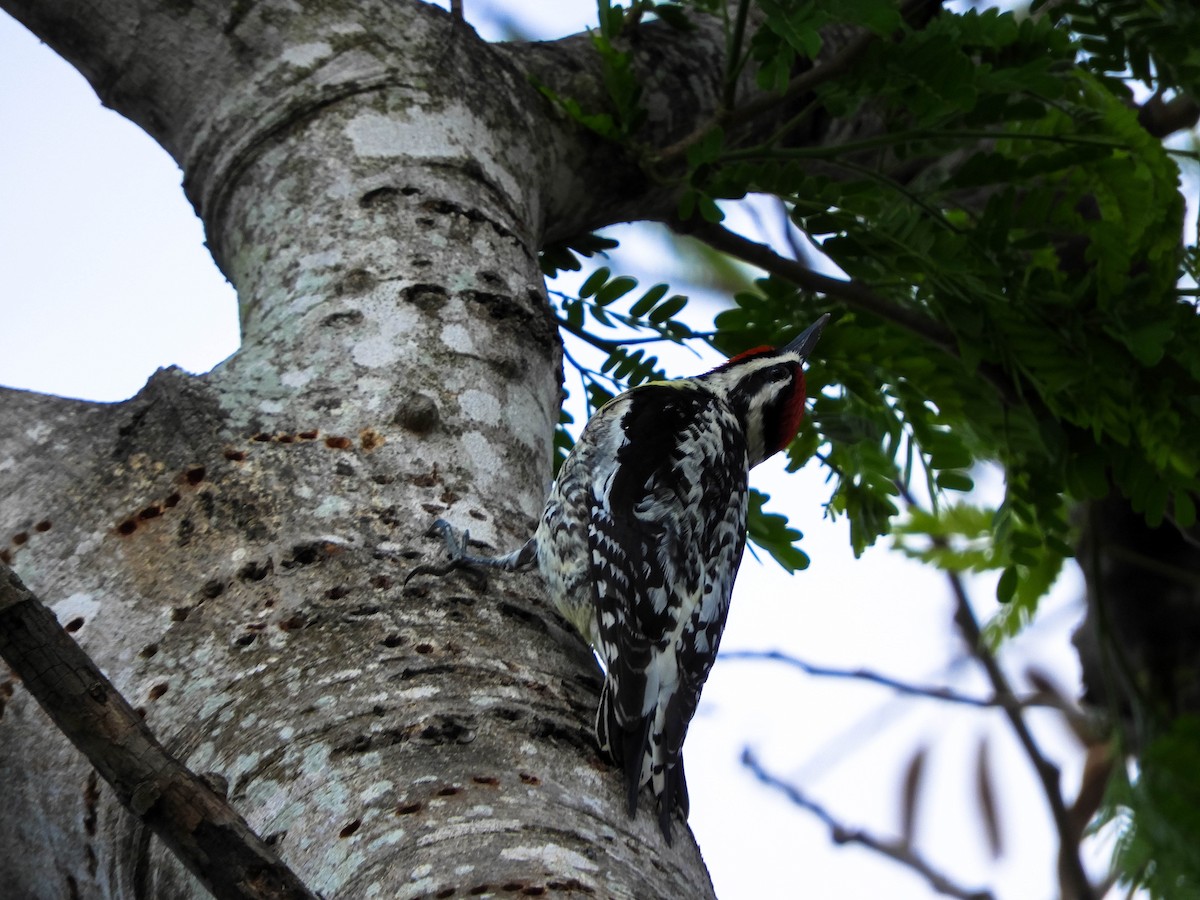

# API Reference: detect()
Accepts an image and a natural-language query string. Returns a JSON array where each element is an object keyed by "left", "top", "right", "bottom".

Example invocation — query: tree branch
[
  {"left": 678, "top": 219, "right": 959, "bottom": 353},
  {"left": 721, "top": 648, "right": 1056, "bottom": 710},
  {"left": 656, "top": 22, "right": 881, "bottom": 168},
  {"left": 893, "top": 481, "right": 1096, "bottom": 900},
  {"left": 654, "top": 0, "right": 942, "bottom": 169},
  {"left": 944, "top": 574, "right": 1095, "bottom": 899},
  {"left": 0, "top": 565, "right": 317, "bottom": 900},
  {"left": 742, "top": 748, "right": 994, "bottom": 900},
  {"left": 1137, "top": 92, "right": 1200, "bottom": 139},
  {"left": 679, "top": 220, "right": 1031, "bottom": 408}
]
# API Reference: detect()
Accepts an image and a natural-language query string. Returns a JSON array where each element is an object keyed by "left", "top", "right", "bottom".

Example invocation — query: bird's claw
[
  {"left": 422, "top": 518, "right": 470, "bottom": 556},
  {"left": 405, "top": 519, "right": 475, "bottom": 585}
]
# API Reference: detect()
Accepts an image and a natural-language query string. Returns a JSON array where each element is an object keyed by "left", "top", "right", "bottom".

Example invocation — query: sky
[{"left": 0, "top": 4, "right": 1113, "bottom": 898}]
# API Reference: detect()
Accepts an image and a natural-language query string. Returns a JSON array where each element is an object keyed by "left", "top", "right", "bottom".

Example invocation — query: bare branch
[
  {"left": 678, "top": 219, "right": 959, "bottom": 353},
  {"left": 720, "top": 648, "right": 1050, "bottom": 710},
  {"left": 743, "top": 748, "right": 995, "bottom": 900},
  {"left": 893, "top": 480, "right": 1096, "bottom": 900},
  {"left": 1137, "top": 92, "right": 1200, "bottom": 138},
  {"left": 0, "top": 565, "right": 318, "bottom": 900},
  {"left": 944, "top": 573, "right": 1095, "bottom": 899}
]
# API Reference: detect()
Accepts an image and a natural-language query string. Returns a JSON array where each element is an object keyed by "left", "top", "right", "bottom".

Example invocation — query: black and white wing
[{"left": 587, "top": 382, "right": 749, "bottom": 843}]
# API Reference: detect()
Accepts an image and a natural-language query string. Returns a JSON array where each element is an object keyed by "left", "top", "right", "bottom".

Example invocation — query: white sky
[{"left": 0, "top": 5, "right": 1114, "bottom": 898}]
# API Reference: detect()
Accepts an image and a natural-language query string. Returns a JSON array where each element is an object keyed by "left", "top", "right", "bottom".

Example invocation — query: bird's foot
[
  {"left": 406, "top": 519, "right": 535, "bottom": 586},
  {"left": 405, "top": 519, "right": 476, "bottom": 584}
]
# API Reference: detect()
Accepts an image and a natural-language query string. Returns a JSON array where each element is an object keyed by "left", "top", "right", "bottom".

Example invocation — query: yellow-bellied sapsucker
[{"left": 415, "top": 313, "right": 828, "bottom": 843}]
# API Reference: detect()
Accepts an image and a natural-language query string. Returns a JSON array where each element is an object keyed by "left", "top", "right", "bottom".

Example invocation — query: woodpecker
[{"left": 414, "top": 313, "right": 829, "bottom": 843}]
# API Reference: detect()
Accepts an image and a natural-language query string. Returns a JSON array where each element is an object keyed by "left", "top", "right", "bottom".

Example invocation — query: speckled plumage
[
  {"left": 533, "top": 315, "right": 828, "bottom": 843},
  {"left": 415, "top": 316, "right": 827, "bottom": 842}
]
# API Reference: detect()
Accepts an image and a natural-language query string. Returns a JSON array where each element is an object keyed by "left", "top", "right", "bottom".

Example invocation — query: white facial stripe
[{"left": 704, "top": 351, "right": 800, "bottom": 391}]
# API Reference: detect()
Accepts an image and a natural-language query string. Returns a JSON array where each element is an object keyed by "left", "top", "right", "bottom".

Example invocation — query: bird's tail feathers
[{"left": 597, "top": 677, "right": 687, "bottom": 844}]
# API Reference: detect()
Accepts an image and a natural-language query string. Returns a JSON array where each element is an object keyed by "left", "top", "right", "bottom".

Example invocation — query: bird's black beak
[{"left": 782, "top": 313, "right": 830, "bottom": 359}]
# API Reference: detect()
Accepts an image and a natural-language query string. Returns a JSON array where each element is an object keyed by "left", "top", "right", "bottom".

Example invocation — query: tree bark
[
  {"left": 0, "top": 0, "right": 750, "bottom": 896},
  {"left": 0, "top": 565, "right": 316, "bottom": 899}
]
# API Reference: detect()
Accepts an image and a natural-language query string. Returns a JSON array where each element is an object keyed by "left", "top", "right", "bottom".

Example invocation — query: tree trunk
[{"left": 0, "top": 1, "right": 742, "bottom": 895}]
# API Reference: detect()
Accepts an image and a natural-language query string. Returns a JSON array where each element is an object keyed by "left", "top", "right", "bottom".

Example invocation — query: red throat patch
[{"left": 773, "top": 367, "right": 807, "bottom": 454}]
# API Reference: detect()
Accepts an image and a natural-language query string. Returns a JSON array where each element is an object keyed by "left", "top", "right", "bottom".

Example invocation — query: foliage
[
  {"left": 1103, "top": 717, "right": 1200, "bottom": 898},
  {"left": 746, "top": 488, "right": 809, "bottom": 571},
  {"left": 1038, "top": 0, "right": 1200, "bottom": 99},
  {"left": 543, "top": 0, "right": 1196, "bottom": 616},
  {"left": 539, "top": 2, "right": 1199, "bottom": 889}
]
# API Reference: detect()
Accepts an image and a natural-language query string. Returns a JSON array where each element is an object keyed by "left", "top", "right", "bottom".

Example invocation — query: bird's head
[{"left": 702, "top": 314, "right": 829, "bottom": 466}]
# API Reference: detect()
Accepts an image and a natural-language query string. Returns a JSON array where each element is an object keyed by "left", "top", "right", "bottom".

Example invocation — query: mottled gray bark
[
  {"left": 0, "top": 1, "right": 742, "bottom": 896},
  {"left": 0, "top": 566, "right": 316, "bottom": 899}
]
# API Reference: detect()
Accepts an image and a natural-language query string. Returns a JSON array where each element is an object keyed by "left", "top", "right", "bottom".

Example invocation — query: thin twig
[
  {"left": 893, "top": 483, "right": 1096, "bottom": 900},
  {"left": 680, "top": 219, "right": 958, "bottom": 353},
  {"left": 657, "top": 26, "right": 881, "bottom": 168},
  {"left": 679, "top": 220, "right": 1026, "bottom": 408},
  {"left": 549, "top": 293, "right": 706, "bottom": 353},
  {"left": 722, "top": 0, "right": 753, "bottom": 111},
  {"left": 721, "top": 649, "right": 1055, "bottom": 710},
  {"left": 719, "top": 127, "right": 1144, "bottom": 163},
  {"left": 743, "top": 748, "right": 995, "bottom": 900},
  {"left": 559, "top": 341, "right": 609, "bottom": 417},
  {"left": 556, "top": 312, "right": 642, "bottom": 353},
  {"left": 947, "top": 575, "right": 1095, "bottom": 899},
  {"left": 658, "top": 0, "right": 939, "bottom": 169}
]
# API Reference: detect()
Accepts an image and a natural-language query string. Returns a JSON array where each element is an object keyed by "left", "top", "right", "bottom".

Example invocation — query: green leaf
[
  {"left": 579, "top": 267, "right": 610, "bottom": 298},
  {"left": 648, "top": 294, "right": 688, "bottom": 323},
  {"left": 936, "top": 471, "right": 975, "bottom": 492},
  {"left": 569, "top": 232, "right": 620, "bottom": 256},
  {"left": 1122, "top": 319, "right": 1175, "bottom": 366},
  {"left": 697, "top": 193, "right": 724, "bottom": 223},
  {"left": 613, "top": 348, "right": 644, "bottom": 380},
  {"left": 564, "top": 299, "right": 584, "bottom": 329},
  {"left": 589, "top": 304, "right": 613, "bottom": 327},
  {"left": 929, "top": 444, "right": 973, "bottom": 472},
  {"left": 758, "top": 0, "right": 823, "bottom": 58},
  {"left": 687, "top": 126, "right": 726, "bottom": 169},
  {"left": 1068, "top": 449, "right": 1110, "bottom": 500},
  {"left": 996, "top": 566, "right": 1017, "bottom": 603},
  {"left": 553, "top": 404, "right": 576, "bottom": 476},
  {"left": 678, "top": 190, "right": 697, "bottom": 221},
  {"left": 596, "top": 275, "right": 638, "bottom": 306},
  {"left": 1144, "top": 478, "right": 1169, "bottom": 527},
  {"left": 630, "top": 283, "right": 669, "bottom": 317},
  {"left": 747, "top": 489, "right": 809, "bottom": 572},
  {"left": 1176, "top": 492, "right": 1197, "bottom": 530},
  {"left": 587, "top": 383, "right": 615, "bottom": 413},
  {"left": 1111, "top": 716, "right": 1200, "bottom": 897},
  {"left": 1009, "top": 530, "right": 1042, "bottom": 549},
  {"left": 1046, "top": 535, "right": 1075, "bottom": 558},
  {"left": 540, "top": 232, "right": 617, "bottom": 277},
  {"left": 590, "top": 26, "right": 645, "bottom": 135},
  {"left": 539, "top": 244, "right": 581, "bottom": 276},
  {"left": 652, "top": 4, "right": 694, "bottom": 31}
]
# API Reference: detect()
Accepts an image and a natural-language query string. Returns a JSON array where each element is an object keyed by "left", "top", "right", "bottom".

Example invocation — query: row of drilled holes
[
  {"left": 115, "top": 465, "right": 206, "bottom": 536},
  {"left": 0, "top": 518, "right": 51, "bottom": 564}
]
